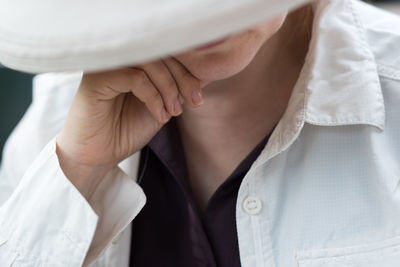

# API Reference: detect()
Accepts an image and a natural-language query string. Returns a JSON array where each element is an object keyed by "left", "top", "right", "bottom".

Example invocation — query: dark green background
[{"left": 0, "top": 69, "right": 33, "bottom": 162}]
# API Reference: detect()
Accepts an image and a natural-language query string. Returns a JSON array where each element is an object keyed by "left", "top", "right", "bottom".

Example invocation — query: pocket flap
[{"left": 296, "top": 236, "right": 400, "bottom": 267}]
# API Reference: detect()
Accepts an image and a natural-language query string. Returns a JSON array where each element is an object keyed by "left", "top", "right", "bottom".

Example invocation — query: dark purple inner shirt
[{"left": 130, "top": 118, "right": 273, "bottom": 267}]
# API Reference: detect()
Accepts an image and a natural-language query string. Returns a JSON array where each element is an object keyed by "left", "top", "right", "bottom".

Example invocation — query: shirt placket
[{"left": 235, "top": 60, "right": 309, "bottom": 267}]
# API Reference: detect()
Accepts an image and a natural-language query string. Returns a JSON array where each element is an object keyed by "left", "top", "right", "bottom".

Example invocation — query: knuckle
[
  {"left": 149, "top": 90, "right": 163, "bottom": 105},
  {"left": 152, "top": 61, "right": 165, "bottom": 72},
  {"left": 80, "top": 78, "right": 110, "bottom": 98},
  {"left": 180, "top": 70, "right": 194, "bottom": 81},
  {"left": 163, "top": 79, "right": 179, "bottom": 98},
  {"left": 149, "top": 95, "right": 164, "bottom": 115},
  {"left": 130, "top": 68, "right": 148, "bottom": 85},
  {"left": 80, "top": 74, "right": 99, "bottom": 90},
  {"left": 182, "top": 80, "right": 199, "bottom": 94},
  {"left": 181, "top": 71, "right": 199, "bottom": 87}
]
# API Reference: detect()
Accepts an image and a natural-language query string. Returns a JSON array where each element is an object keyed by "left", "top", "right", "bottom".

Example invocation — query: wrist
[{"left": 55, "top": 141, "right": 112, "bottom": 200}]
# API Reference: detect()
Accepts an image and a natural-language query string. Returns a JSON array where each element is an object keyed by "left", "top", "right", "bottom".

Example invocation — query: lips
[{"left": 195, "top": 36, "right": 231, "bottom": 51}]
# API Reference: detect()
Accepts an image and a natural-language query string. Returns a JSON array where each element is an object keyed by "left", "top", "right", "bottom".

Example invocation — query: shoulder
[{"left": 352, "top": 0, "right": 400, "bottom": 79}]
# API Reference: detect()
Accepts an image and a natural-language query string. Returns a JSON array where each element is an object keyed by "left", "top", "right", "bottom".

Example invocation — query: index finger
[{"left": 163, "top": 57, "right": 203, "bottom": 107}]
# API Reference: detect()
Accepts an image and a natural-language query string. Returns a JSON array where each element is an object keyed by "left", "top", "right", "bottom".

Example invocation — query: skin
[
  {"left": 56, "top": 7, "right": 313, "bottom": 212},
  {"left": 175, "top": 10, "right": 312, "bottom": 214}
]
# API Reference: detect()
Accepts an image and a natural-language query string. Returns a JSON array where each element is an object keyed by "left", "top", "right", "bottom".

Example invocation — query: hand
[{"left": 56, "top": 57, "right": 203, "bottom": 198}]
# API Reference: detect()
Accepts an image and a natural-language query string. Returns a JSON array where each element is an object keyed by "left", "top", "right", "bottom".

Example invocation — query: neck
[{"left": 176, "top": 7, "right": 312, "bottom": 212}]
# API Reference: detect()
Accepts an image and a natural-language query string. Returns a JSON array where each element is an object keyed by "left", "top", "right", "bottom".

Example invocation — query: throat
[
  {"left": 175, "top": 6, "right": 312, "bottom": 216},
  {"left": 177, "top": 112, "right": 276, "bottom": 216}
]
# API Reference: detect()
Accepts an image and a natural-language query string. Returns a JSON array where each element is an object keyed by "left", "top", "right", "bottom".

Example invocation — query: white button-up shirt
[{"left": 1, "top": 0, "right": 400, "bottom": 266}]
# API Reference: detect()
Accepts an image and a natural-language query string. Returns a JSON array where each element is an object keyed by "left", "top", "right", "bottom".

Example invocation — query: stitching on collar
[{"left": 377, "top": 64, "right": 400, "bottom": 81}]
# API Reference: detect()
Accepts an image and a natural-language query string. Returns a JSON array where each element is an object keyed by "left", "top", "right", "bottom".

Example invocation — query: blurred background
[
  {"left": 0, "top": 0, "right": 399, "bottom": 162},
  {"left": 376, "top": 0, "right": 400, "bottom": 13}
]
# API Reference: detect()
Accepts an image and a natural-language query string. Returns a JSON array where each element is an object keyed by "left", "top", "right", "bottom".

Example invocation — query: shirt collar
[
  {"left": 304, "top": 0, "right": 385, "bottom": 130},
  {"left": 254, "top": 0, "right": 385, "bottom": 166}
]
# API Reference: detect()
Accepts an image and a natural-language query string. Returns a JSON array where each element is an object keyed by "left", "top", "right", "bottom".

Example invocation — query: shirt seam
[
  {"left": 348, "top": 0, "right": 377, "bottom": 66},
  {"left": 377, "top": 63, "right": 400, "bottom": 81},
  {"left": 304, "top": 119, "right": 384, "bottom": 130},
  {"left": 349, "top": 0, "right": 386, "bottom": 130}
]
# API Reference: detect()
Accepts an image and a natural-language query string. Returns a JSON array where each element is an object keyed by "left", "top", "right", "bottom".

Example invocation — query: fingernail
[
  {"left": 173, "top": 98, "right": 182, "bottom": 115},
  {"left": 160, "top": 107, "right": 170, "bottom": 123},
  {"left": 191, "top": 88, "right": 203, "bottom": 106}
]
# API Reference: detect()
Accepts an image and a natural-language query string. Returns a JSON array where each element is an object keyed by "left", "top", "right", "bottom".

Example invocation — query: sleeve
[{"left": 0, "top": 72, "right": 146, "bottom": 266}]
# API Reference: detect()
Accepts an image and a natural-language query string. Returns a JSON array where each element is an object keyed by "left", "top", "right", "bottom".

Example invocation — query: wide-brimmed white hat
[{"left": 0, "top": 0, "right": 309, "bottom": 73}]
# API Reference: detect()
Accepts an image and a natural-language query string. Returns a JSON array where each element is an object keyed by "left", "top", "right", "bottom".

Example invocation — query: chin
[
  {"left": 174, "top": 37, "right": 261, "bottom": 82},
  {"left": 173, "top": 13, "right": 287, "bottom": 82}
]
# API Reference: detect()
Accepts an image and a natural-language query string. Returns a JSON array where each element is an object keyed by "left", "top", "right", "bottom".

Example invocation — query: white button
[
  {"left": 243, "top": 196, "right": 262, "bottom": 215},
  {"left": 112, "top": 230, "right": 124, "bottom": 245}
]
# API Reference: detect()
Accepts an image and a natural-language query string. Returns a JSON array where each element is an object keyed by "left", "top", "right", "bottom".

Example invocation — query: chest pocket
[{"left": 295, "top": 236, "right": 400, "bottom": 267}]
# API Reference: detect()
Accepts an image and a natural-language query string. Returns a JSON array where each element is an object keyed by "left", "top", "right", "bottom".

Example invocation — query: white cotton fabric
[
  {"left": 1, "top": 0, "right": 400, "bottom": 266},
  {"left": 0, "top": 0, "right": 309, "bottom": 73}
]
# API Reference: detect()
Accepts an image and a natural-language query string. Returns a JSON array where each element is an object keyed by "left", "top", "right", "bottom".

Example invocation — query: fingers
[
  {"left": 137, "top": 61, "right": 183, "bottom": 116},
  {"left": 163, "top": 57, "right": 203, "bottom": 108},
  {"left": 81, "top": 56, "right": 204, "bottom": 124},
  {"left": 104, "top": 68, "right": 171, "bottom": 124},
  {"left": 127, "top": 68, "right": 173, "bottom": 124}
]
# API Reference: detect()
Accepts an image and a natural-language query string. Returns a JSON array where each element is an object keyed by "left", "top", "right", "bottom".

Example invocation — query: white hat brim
[{"left": 0, "top": 0, "right": 310, "bottom": 73}]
